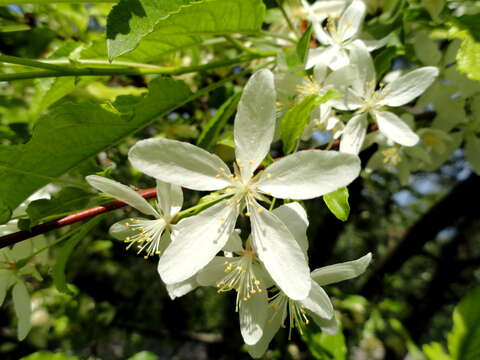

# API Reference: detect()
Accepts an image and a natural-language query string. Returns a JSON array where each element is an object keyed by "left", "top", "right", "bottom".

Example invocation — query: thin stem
[
  {"left": 274, "top": 0, "right": 299, "bottom": 37},
  {"left": 0, "top": 54, "right": 272, "bottom": 82},
  {"left": 224, "top": 35, "right": 276, "bottom": 57},
  {"left": 0, "top": 53, "right": 73, "bottom": 72}
]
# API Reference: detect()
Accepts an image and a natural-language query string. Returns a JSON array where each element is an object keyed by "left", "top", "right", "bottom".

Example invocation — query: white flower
[
  {"left": 305, "top": 0, "right": 389, "bottom": 70},
  {"left": 247, "top": 253, "right": 373, "bottom": 358},
  {"left": 331, "top": 41, "right": 439, "bottom": 154},
  {"left": 86, "top": 175, "right": 183, "bottom": 259},
  {"left": 128, "top": 69, "right": 361, "bottom": 300},
  {"left": 195, "top": 202, "right": 308, "bottom": 345},
  {"left": 302, "top": 103, "right": 344, "bottom": 141}
]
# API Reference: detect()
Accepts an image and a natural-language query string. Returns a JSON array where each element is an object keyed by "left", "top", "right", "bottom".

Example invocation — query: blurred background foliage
[{"left": 0, "top": 0, "right": 480, "bottom": 359}]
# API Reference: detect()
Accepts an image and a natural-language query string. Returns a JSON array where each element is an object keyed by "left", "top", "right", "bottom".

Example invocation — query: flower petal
[
  {"left": 109, "top": 218, "right": 140, "bottom": 241},
  {"left": 379, "top": 67, "right": 439, "bottom": 107},
  {"left": 223, "top": 230, "right": 243, "bottom": 254},
  {"left": 196, "top": 256, "right": 229, "bottom": 286},
  {"left": 310, "top": 313, "right": 339, "bottom": 334},
  {"left": 240, "top": 290, "right": 269, "bottom": 345},
  {"left": 311, "top": 253, "right": 372, "bottom": 286},
  {"left": 338, "top": 0, "right": 366, "bottom": 41},
  {"left": 363, "top": 34, "right": 391, "bottom": 51},
  {"left": 272, "top": 202, "right": 309, "bottom": 256},
  {"left": 158, "top": 201, "right": 238, "bottom": 284},
  {"left": 257, "top": 150, "right": 361, "bottom": 200},
  {"left": 348, "top": 40, "right": 376, "bottom": 93},
  {"left": 306, "top": 46, "right": 337, "bottom": 69},
  {"left": 156, "top": 180, "right": 183, "bottom": 218},
  {"left": 300, "top": 281, "right": 334, "bottom": 319},
  {"left": 234, "top": 69, "right": 276, "bottom": 181},
  {"left": 329, "top": 49, "right": 351, "bottom": 70},
  {"left": 247, "top": 306, "right": 285, "bottom": 358},
  {"left": 373, "top": 110, "right": 419, "bottom": 146},
  {"left": 313, "top": 62, "right": 328, "bottom": 84},
  {"left": 166, "top": 276, "right": 198, "bottom": 300},
  {"left": 249, "top": 203, "right": 311, "bottom": 300},
  {"left": 339, "top": 113, "right": 368, "bottom": 155},
  {"left": 129, "top": 138, "right": 231, "bottom": 191},
  {"left": 86, "top": 175, "right": 158, "bottom": 217}
]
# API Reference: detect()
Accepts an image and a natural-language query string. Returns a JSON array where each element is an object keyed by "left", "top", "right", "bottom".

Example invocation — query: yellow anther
[
  {"left": 266, "top": 173, "right": 272, "bottom": 179},
  {"left": 219, "top": 217, "right": 225, "bottom": 222},
  {"left": 245, "top": 212, "right": 251, "bottom": 217},
  {"left": 249, "top": 160, "right": 255, "bottom": 165},
  {"left": 256, "top": 207, "right": 264, "bottom": 213}
]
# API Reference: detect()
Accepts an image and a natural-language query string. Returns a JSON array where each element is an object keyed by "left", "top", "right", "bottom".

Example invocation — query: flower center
[
  {"left": 124, "top": 218, "right": 166, "bottom": 259},
  {"left": 216, "top": 249, "right": 262, "bottom": 312},
  {"left": 269, "top": 291, "right": 310, "bottom": 340}
]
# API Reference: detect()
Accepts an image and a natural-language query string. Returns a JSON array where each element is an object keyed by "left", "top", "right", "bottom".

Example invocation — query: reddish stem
[{"left": 0, "top": 188, "right": 157, "bottom": 250}]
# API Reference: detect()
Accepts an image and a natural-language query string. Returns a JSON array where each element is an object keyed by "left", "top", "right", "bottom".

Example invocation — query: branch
[
  {"left": 0, "top": 53, "right": 275, "bottom": 82},
  {"left": 0, "top": 188, "right": 156, "bottom": 250}
]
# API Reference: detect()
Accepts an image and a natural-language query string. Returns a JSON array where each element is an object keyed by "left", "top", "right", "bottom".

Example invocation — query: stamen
[{"left": 124, "top": 218, "right": 166, "bottom": 258}]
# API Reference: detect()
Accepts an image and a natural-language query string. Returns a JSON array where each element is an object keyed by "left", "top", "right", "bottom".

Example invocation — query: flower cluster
[{"left": 85, "top": 1, "right": 439, "bottom": 356}]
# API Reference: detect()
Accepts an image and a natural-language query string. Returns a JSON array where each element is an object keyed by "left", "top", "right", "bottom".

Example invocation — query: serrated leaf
[
  {"left": 108, "top": 0, "right": 266, "bottom": 60},
  {"left": 12, "top": 280, "right": 31, "bottom": 341},
  {"left": 0, "top": 77, "right": 191, "bottom": 214},
  {"left": 26, "top": 187, "right": 92, "bottom": 227},
  {"left": 106, "top": 0, "right": 191, "bottom": 59},
  {"left": 197, "top": 92, "right": 241, "bottom": 150},
  {"left": 448, "top": 287, "right": 480, "bottom": 360},
  {"left": 323, "top": 187, "right": 350, "bottom": 222},
  {"left": 52, "top": 217, "right": 103, "bottom": 294},
  {"left": 280, "top": 91, "right": 338, "bottom": 154},
  {"left": 296, "top": 23, "right": 313, "bottom": 65}
]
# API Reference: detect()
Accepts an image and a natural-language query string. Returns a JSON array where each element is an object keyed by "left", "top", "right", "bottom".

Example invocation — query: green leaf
[
  {"left": 52, "top": 216, "right": 103, "bottom": 294},
  {"left": 323, "top": 187, "right": 350, "bottom": 222},
  {"left": 451, "top": 30, "right": 480, "bottom": 81},
  {"left": 127, "top": 351, "right": 159, "bottom": 360},
  {"left": 296, "top": 23, "right": 313, "bottom": 65},
  {"left": 0, "top": 198, "right": 12, "bottom": 224},
  {"left": 0, "top": 269, "right": 14, "bottom": 306},
  {"left": 19, "top": 351, "right": 79, "bottom": 360},
  {"left": 106, "top": 0, "right": 191, "bottom": 59},
  {"left": 197, "top": 92, "right": 241, "bottom": 150},
  {"left": 303, "top": 323, "right": 346, "bottom": 360},
  {"left": 423, "top": 342, "right": 451, "bottom": 360},
  {"left": 108, "top": 0, "right": 266, "bottom": 60},
  {"left": 448, "top": 287, "right": 480, "bottom": 360},
  {"left": 465, "top": 133, "right": 480, "bottom": 175},
  {"left": 456, "top": 14, "right": 480, "bottom": 42},
  {"left": 422, "top": 0, "right": 445, "bottom": 20},
  {"left": 12, "top": 279, "right": 31, "bottom": 341},
  {"left": 0, "top": 77, "right": 191, "bottom": 214},
  {"left": 26, "top": 187, "right": 92, "bottom": 227},
  {"left": 374, "top": 46, "right": 398, "bottom": 79},
  {"left": 280, "top": 91, "right": 338, "bottom": 154}
]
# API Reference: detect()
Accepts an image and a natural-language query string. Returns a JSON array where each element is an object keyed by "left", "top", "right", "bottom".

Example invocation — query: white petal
[
  {"left": 234, "top": 69, "right": 276, "bottom": 181},
  {"left": 129, "top": 138, "right": 231, "bottom": 191},
  {"left": 86, "top": 175, "right": 158, "bottom": 217},
  {"left": 223, "top": 231, "right": 243, "bottom": 253},
  {"left": 240, "top": 290, "right": 269, "bottom": 345},
  {"left": 109, "top": 218, "right": 140, "bottom": 241},
  {"left": 373, "top": 110, "right": 419, "bottom": 146},
  {"left": 306, "top": 46, "right": 337, "bottom": 69},
  {"left": 363, "top": 34, "right": 391, "bottom": 51},
  {"left": 257, "top": 150, "right": 361, "bottom": 200},
  {"left": 348, "top": 40, "right": 376, "bottom": 94},
  {"left": 311, "top": 253, "right": 372, "bottom": 286},
  {"left": 156, "top": 180, "right": 183, "bottom": 218},
  {"left": 272, "top": 203, "right": 309, "bottom": 256},
  {"left": 329, "top": 49, "right": 351, "bottom": 70},
  {"left": 339, "top": 113, "right": 368, "bottom": 155},
  {"left": 300, "top": 281, "right": 334, "bottom": 319},
  {"left": 312, "top": 20, "right": 334, "bottom": 46},
  {"left": 310, "top": 313, "right": 339, "bottom": 334},
  {"left": 158, "top": 201, "right": 238, "bottom": 284},
  {"left": 249, "top": 204, "right": 311, "bottom": 300},
  {"left": 313, "top": 62, "right": 328, "bottom": 84},
  {"left": 196, "top": 256, "right": 229, "bottom": 286},
  {"left": 338, "top": 0, "right": 366, "bottom": 41},
  {"left": 247, "top": 306, "right": 285, "bottom": 358},
  {"left": 379, "top": 67, "right": 439, "bottom": 107},
  {"left": 166, "top": 276, "right": 198, "bottom": 300}
]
